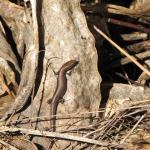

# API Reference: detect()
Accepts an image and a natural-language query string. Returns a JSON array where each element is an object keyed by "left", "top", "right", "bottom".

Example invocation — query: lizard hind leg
[
  {"left": 59, "top": 98, "right": 65, "bottom": 104},
  {"left": 47, "top": 97, "right": 65, "bottom": 104}
]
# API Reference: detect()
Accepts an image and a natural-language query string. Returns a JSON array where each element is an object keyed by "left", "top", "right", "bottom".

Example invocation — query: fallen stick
[
  {"left": 0, "top": 126, "right": 122, "bottom": 148},
  {"left": 108, "top": 18, "right": 150, "bottom": 34}
]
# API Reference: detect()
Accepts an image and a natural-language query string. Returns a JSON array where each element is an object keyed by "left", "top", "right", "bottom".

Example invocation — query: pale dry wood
[
  {"left": 0, "top": 0, "right": 24, "bottom": 21},
  {"left": 8, "top": 138, "right": 38, "bottom": 150},
  {"left": 0, "top": 0, "right": 39, "bottom": 122},
  {"left": 0, "top": 0, "right": 101, "bottom": 148},
  {"left": 0, "top": 27, "right": 21, "bottom": 74},
  {"left": 107, "top": 4, "right": 150, "bottom": 23},
  {"left": 107, "top": 4, "right": 150, "bottom": 18},
  {"left": 0, "top": 126, "right": 116, "bottom": 147},
  {"left": 107, "top": 4, "right": 139, "bottom": 17},
  {"left": 0, "top": 139, "right": 19, "bottom": 150},
  {"left": 121, "top": 32, "right": 148, "bottom": 41},
  {"left": 127, "top": 40, "right": 150, "bottom": 52}
]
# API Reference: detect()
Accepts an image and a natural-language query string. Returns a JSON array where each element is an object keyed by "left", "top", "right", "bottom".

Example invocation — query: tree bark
[{"left": 0, "top": 0, "right": 101, "bottom": 148}]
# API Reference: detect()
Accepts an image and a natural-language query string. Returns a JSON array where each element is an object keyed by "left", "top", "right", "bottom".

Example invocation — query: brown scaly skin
[{"left": 48, "top": 60, "right": 78, "bottom": 132}]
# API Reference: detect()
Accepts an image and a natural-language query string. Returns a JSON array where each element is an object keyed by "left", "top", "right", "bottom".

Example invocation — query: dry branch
[
  {"left": 127, "top": 40, "right": 150, "bottom": 52},
  {"left": 0, "top": 126, "right": 122, "bottom": 148},
  {"left": 108, "top": 18, "right": 150, "bottom": 34},
  {"left": 107, "top": 4, "right": 149, "bottom": 18},
  {"left": 107, "top": 4, "right": 150, "bottom": 23},
  {"left": 121, "top": 32, "right": 147, "bottom": 42}
]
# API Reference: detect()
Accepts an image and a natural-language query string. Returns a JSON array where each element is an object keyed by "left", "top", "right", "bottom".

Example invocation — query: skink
[{"left": 48, "top": 60, "right": 78, "bottom": 132}]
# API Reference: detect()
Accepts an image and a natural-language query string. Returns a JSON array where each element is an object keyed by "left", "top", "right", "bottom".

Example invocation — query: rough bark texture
[
  {"left": 29, "top": 0, "right": 101, "bottom": 147},
  {"left": 0, "top": 0, "right": 101, "bottom": 149},
  {"left": 0, "top": 0, "right": 39, "bottom": 123}
]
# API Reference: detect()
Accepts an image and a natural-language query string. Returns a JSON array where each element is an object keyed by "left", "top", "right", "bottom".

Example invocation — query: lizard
[{"left": 47, "top": 60, "right": 78, "bottom": 132}]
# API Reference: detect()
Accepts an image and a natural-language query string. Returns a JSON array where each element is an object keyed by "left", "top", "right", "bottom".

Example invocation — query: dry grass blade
[
  {"left": 70, "top": 113, "right": 125, "bottom": 150},
  {"left": 120, "top": 114, "right": 146, "bottom": 144},
  {"left": 9, "top": 110, "right": 104, "bottom": 125}
]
